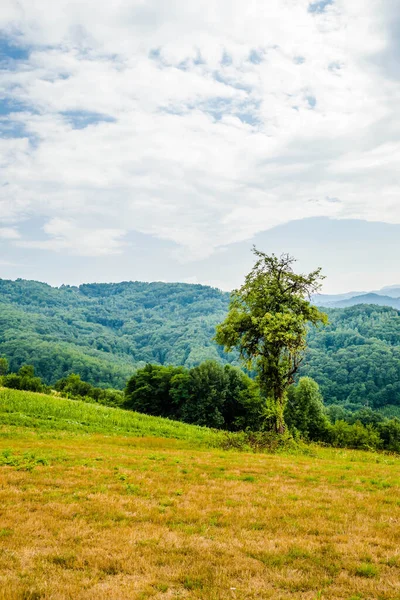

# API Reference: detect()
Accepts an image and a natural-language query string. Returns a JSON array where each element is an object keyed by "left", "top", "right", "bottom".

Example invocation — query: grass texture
[
  {"left": 0, "top": 388, "right": 222, "bottom": 446},
  {"left": 0, "top": 388, "right": 400, "bottom": 599}
]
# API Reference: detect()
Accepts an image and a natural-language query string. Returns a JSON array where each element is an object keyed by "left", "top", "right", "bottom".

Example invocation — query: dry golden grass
[{"left": 0, "top": 428, "right": 399, "bottom": 600}]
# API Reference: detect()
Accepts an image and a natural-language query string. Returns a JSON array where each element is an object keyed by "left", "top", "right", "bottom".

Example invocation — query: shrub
[
  {"left": 377, "top": 418, "right": 400, "bottom": 452},
  {"left": 2, "top": 365, "right": 47, "bottom": 393},
  {"left": 55, "top": 373, "right": 124, "bottom": 407},
  {"left": 220, "top": 430, "right": 302, "bottom": 453},
  {"left": 285, "top": 377, "right": 330, "bottom": 441},
  {"left": 328, "top": 420, "right": 382, "bottom": 451}
]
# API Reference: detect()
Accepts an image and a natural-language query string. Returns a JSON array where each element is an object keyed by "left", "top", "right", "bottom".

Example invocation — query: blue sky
[{"left": 1, "top": 0, "right": 400, "bottom": 292}]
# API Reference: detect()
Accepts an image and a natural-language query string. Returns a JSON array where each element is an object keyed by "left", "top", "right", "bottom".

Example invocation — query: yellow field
[{"left": 1, "top": 427, "right": 399, "bottom": 600}]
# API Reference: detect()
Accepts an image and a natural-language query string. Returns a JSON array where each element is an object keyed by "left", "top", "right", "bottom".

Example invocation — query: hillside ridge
[{"left": 1, "top": 278, "right": 400, "bottom": 410}]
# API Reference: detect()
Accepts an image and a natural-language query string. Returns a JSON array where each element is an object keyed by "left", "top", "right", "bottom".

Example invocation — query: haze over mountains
[{"left": 314, "top": 285, "right": 400, "bottom": 309}]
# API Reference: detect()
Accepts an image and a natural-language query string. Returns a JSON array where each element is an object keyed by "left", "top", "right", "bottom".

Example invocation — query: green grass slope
[{"left": 0, "top": 387, "right": 222, "bottom": 447}]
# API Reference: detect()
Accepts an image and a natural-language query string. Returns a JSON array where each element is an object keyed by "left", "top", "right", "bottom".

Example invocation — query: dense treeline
[
  {"left": 1, "top": 359, "right": 399, "bottom": 452},
  {"left": 125, "top": 364, "right": 400, "bottom": 451},
  {"left": 125, "top": 361, "right": 263, "bottom": 431},
  {"left": 0, "top": 358, "right": 124, "bottom": 407},
  {"left": 1, "top": 279, "right": 400, "bottom": 411}
]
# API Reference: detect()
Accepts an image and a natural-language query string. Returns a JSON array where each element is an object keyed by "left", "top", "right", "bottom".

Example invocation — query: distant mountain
[
  {"left": 312, "top": 291, "right": 367, "bottom": 305},
  {"left": 329, "top": 293, "right": 400, "bottom": 310},
  {"left": 314, "top": 285, "right": 400, "bottom": 308},
  {"left": 379, "top": 285, "right": 400, "bottom": 298}
]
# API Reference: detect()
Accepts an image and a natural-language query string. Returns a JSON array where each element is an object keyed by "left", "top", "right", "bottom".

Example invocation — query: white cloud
[
  {"left": 1, "top": 0, "right": 400, "bottom": 258},
  {"left": 0, "top": 227, "right": 20, "bottom": 239},
  {"left": 16, "top": 218, "right": 127, "bottom": 256}
]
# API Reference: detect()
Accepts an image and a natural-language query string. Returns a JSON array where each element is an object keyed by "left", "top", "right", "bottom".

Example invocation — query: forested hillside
[
  {"left": 1, "top": 278, "right": 400, "bottom": 411},
  {"left": 306, "top": 305, "right": 400, "bottom": 409},
  {"left": 0, "top": 279, "right": 235, "bottom": 388}
]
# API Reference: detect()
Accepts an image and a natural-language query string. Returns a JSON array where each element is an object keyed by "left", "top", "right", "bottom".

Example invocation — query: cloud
[
  {"left": 16, "top": 218, "right": 127, "bottom": 256},
  {"left": 0, "top": 0, "right": 400, "bottom": 260},
  {"left": 0, "top": 226, "right": 20, "bottom": 239}
]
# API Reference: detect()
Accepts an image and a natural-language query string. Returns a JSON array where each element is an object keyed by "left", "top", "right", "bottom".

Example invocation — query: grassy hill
[
  {"left": 0, "top": 388, "right": 399, "bottom": 599},
  {"left": 2, "top": 278, "right": 400, "bottom": 408},
  {"left": 0, "top": 387, "right": 222, "bottom": 446}
]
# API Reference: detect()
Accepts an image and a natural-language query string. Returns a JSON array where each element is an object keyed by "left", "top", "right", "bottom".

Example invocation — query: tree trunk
[{"left": 274, "top": 393, "right": 286, "bottom": 434}]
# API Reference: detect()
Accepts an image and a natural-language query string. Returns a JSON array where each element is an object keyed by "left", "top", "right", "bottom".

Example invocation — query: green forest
[
  {"left": 1, "top": 278, "right": 400, "bottom": 414},
  {"left": 2, "top": 359, "right": 400, "bottom": 452}
]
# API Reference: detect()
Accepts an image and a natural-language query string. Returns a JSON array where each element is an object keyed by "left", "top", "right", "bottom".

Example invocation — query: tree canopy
[
  {"left": 125, "top": 361, "right": 264, "bottom": 431},
  {"left": 215, "top": 249, "right": 327, "bottom": 431}
]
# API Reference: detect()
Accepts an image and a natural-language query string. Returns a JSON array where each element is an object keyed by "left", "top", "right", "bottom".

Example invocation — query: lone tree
[{"left": 215, "top": 248, "right": 327, "bottom": 433}]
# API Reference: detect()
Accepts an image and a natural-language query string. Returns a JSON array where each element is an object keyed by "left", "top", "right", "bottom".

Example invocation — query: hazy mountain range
[{"left": 313, "top": 286, "right": 400, "bottom": 309}]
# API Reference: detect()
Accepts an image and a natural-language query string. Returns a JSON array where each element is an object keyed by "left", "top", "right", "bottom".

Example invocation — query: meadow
[{"left": 0, "top": 388, "right": 400, "bottom": 600}]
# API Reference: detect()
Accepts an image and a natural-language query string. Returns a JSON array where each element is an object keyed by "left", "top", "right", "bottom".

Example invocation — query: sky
[{"left": 1, "top": 0, "right": 400, "bottom": 293}]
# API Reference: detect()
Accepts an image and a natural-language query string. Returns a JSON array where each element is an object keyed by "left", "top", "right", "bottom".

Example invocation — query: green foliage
[
  {"left": 284, "top": 379, "right": 400, "bottom": 452},
  {"left": 0, "top": 279, "right": 235, "bottom": 388},
  {"left": 326, "top": 405, "right": 384, "bottom": 427},
  {"left": 2, "top": 278, "right": 400, "bottom": 410},
  {"left": 322, "top": 403, "right": 400, "bottom": 451},
  {"left": 181, "top": 361, "right": 227, "bottom": 428},
  {"left": 183, "top": 361, "right": 264, "bottom": 430},
  {"left": 376, "top": 418, "right": 400, "bottom": 452},
  {"left": 327, "top": 420, "right": 382, "bottom": 451},
  {"left": 2, "top": 365, "right": 47, "bottom": 393},
  {"left": 303, "top": 304, "right": 400, "bottom": 408},
  {"left": 0, "top": 356, "right": 9, "bottom": 375},
  {"left": 222, "top": 363, "right": 264, "bottom": 431},
  {"left": 18, "top": 365, "right": 35, "bottom": 378},
  {"left": 125, "top": 364, "right": 188, "bottom": 418},
  {"left": 215, "top": 249, "right": 327, "bottom": 432},
  {"left": 1, "top": 365, "right": 123, "bottom": 408},
  {"left": 125, "top": 361, "right": 264, "bottom": 431},
  {"left": 379, "top": 404, "right": 400, "bottom": 419},
  {"left": 55, "top": 373, "right": 92, "bottom": 397},
  {"left": 55, "top": 373, "right": 124, "bottom": 407},
  {"left": 285, "top": 377, "right": 330, "bottom": 440}
]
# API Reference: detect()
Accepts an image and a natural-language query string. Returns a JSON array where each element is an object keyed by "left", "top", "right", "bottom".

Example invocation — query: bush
[
  {"left": 220, "top": 430, "right": 302, "bottom": 453},
  {"left": 2, "top": 365, "right": 47, "bottom": 393},
  {"left": 285, "top": 377, "right": 330, "bottom": 441},
  {"left": 55, "top": 373, "right": 124, "bottom": 407},
  {"left": 377, "top": 418, "right": 400, "bottom": 452},
  {"left": 328, "top": 420, "right": 382, "bottom": 451}
]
